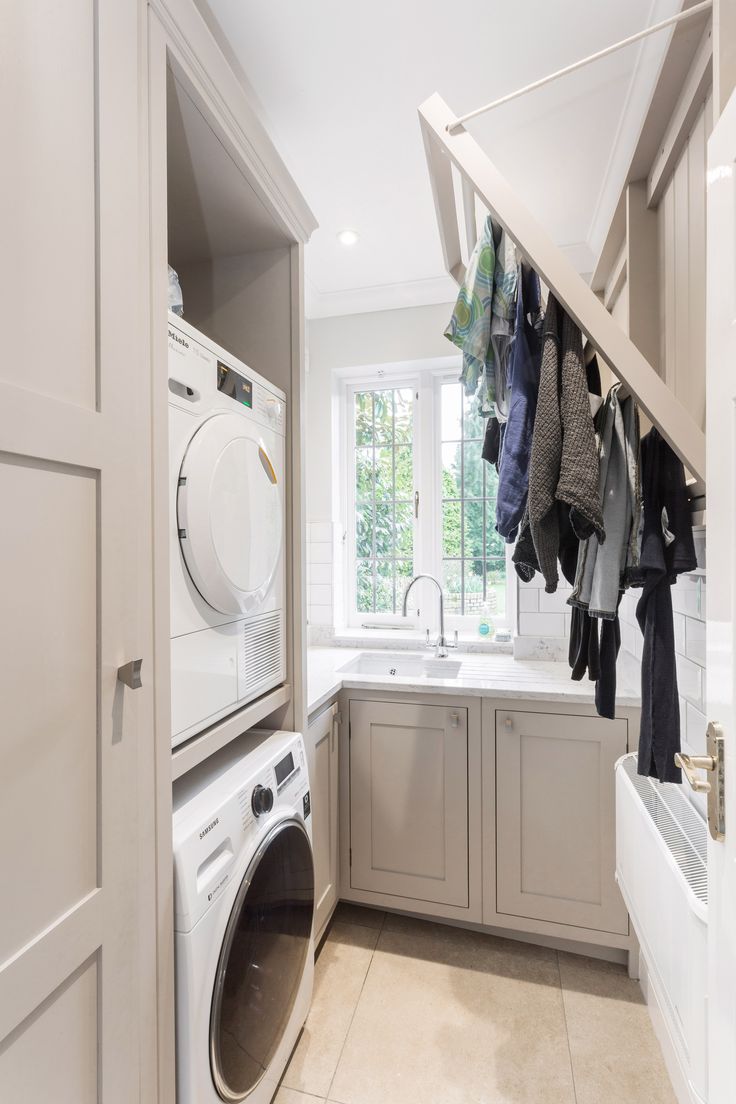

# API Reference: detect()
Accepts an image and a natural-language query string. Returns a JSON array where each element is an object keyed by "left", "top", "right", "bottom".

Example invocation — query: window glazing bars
[{"left": 447, "top": 0, "right": 713, "bottom": 133}]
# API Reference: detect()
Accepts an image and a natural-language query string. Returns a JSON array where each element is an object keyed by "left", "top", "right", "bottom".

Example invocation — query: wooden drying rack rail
[{"left": 418, "top": 92, "right": 707, "bottom": 504}]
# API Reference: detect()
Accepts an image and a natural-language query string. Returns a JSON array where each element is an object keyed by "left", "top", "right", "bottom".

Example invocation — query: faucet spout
[{"left": 402, "top": 574, "right": 448, "bottom": 658}]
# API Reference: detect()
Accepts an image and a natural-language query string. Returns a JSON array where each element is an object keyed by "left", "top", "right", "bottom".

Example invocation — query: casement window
[{"left": 342, "top": 362, "right": 511, "bottom": 633}]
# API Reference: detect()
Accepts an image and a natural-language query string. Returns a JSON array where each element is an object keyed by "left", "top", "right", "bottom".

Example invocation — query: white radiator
[{"left": 615, "top": 754, "right": 708, "bottom": 1104}]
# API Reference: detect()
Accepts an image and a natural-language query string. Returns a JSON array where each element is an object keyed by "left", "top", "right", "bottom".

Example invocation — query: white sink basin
[{"left": 338, "top": 652, "right": 462, "bottom": 679}]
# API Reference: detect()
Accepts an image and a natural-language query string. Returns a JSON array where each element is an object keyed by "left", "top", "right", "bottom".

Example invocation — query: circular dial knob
[{"left": 251, "top": 784, "right": 274, "bottom": 818}]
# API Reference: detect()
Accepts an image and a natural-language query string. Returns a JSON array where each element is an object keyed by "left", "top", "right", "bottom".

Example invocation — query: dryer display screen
[
  {"left": 274, "top": 752, "right": 295, "bottom": 788},
  {"left": 217, "top": 362, "right": 252, "bottom": 408}
]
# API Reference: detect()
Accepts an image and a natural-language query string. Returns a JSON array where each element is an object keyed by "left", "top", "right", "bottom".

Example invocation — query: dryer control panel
[{"left": 167, "top": 312, "right": 286, "bottom": 436}]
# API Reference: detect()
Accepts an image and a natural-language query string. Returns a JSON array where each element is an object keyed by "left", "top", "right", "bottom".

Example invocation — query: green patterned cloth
[
  {"left": 445, "top": 217, "right": 518, "bottom": 415},
  {"left": 445, "top": 215, "right": 496, "bottom": 410}
]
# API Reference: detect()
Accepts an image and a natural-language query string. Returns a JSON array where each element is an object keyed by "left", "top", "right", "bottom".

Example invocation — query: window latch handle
[{"left": 414, "top": 490, "right": 420, "bottom": 519}]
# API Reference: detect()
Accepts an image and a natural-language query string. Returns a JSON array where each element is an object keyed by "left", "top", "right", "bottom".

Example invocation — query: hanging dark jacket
[
  {"left": 527, "top": 295, "right": 604, "bottom": 592},
  {"left": 633, "top": 429, "right": 697, "bottom": 784}
]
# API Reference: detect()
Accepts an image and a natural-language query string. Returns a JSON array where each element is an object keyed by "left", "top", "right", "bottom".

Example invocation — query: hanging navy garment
[
  {"left": 633, "top": 429, "right": 697, "bottom": 784},
  {"left": 496, "top": 265, "right": 543, "bottom": 541}
]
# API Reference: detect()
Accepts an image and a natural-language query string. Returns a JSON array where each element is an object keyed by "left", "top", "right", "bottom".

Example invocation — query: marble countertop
[{"left": 307, "top": 646, "right": 641, "bottom": 719}]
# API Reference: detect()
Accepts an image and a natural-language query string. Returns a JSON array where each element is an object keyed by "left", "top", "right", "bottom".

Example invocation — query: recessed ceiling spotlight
[{"left": 337, "top": 228, "right": 359, "bottom": 246}]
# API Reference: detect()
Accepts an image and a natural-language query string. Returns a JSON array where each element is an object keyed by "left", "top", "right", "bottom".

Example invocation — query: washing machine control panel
[{"left": 173, "top": 734, "right": 309, "bottom": 932}]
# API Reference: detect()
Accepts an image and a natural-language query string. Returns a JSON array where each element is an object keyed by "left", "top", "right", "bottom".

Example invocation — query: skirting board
[{"left": 638, "top": 950, "right": 707, "bottom": 1104}]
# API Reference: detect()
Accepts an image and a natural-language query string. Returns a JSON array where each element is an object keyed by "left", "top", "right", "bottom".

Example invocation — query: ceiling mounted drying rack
[{"left": 418, "top": 2, "right": 709, "bottom": 509}]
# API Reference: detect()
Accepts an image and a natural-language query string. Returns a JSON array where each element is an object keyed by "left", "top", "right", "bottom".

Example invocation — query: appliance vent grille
[
  {"left": 620, "top": 756, "right": 708, "bottom": 904},
  {"left": 242, "top": 612, "right": 283, "bottom": 691}
]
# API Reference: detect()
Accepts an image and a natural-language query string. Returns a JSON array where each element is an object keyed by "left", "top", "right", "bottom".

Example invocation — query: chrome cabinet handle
[{"left": 117, "top": 659, "right": 143, "bottom": 690}]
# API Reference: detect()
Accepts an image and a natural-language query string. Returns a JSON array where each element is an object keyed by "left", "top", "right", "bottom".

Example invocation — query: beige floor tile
[
  {"left": 329, "top": 920, "right": 575, "bottom": 1104},
  {"left": 274, "top": 1088, "right": 324, "bottom": 1104},
  {"left": 332, "top": 902, "right": 385, "bottom": 930},
  {"left": 281, "top": 922, "right": 379, "bottom": 1098},
  {"left": 559, "top": 952, "right": 677, "bottom": 1104}
]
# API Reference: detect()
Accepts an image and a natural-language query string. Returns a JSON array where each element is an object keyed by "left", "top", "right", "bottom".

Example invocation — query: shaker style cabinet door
[
  {"left": 307, "top": 703, "right": 340, "bottom": 938},
  {"left": 495, "top": 710, "right": 629, "bottom": 934},
  {"left": 349, "top": 700, "right": 469, "bottom": 907}
]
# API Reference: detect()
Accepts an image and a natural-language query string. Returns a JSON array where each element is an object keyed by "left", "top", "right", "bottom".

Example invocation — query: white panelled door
[
  {"left": 706, "top": 84, "right": 736, "bottom": 1104},
  {"left": 0, "top": 3, "right": 153, "bottom": 1101}
]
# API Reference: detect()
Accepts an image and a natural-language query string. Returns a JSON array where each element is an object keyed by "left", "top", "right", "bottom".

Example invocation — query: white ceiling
[{"left": 201, "top": 0, "right": 680, "bottom": 318}]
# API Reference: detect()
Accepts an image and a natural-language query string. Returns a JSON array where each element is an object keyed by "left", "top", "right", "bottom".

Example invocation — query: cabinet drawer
[
  {"left": 349, "top": 700, "right": 469, "bottom": 908},
  {"left": 495, "top": 709, "right": 628, "bottom": 935}
]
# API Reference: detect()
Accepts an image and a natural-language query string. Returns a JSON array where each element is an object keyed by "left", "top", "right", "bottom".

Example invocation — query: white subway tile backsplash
[
  {"left": 538, "top": 587, "right": 572, "bottom": 614},
  {"left": 308, "top": 603, "right": 333, "bottom": 625},
  {"left": 309, "top": 562, "right": 332, "bottom": 586},
  {"left": 310, "top": 522, "right": 333, "bottom": 543},
  {"left": 519, "top": 611, "right": 565, "bottom": 637},
  {"left": 672, "top": 577, "right": 700, "bottom": 619},
  {"left": 308, "top": 541, "right": 333, "bottom": 564},
  {"left": 676, "top": 653, "right": 703, "bottom": 710},
  {"left": 673, "top": 612, "right": 687, "bottom": 657},
  {"left": 518, "top": 588, "right": 539, "bottom": 612},
  {"left": 309, "top": 584, "right": 332, "bottom": 606},
  {"left": 685, "top": 702, "right": 707, "bottom": 755},
  {"left": 685, "top": 617, "right": 706, "bottom": 666}
]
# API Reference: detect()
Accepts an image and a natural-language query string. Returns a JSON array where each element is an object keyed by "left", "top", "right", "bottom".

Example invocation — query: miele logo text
[
  {"left": 168, "top": 329, "right": 189, "bottom": 348},
  {"left": 199, "top": 818, "right": 219, "bottom": 839}
]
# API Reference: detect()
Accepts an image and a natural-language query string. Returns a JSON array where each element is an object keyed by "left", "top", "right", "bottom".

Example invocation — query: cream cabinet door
[
  {"left": 349, "top": 700, "right": 469, "bottom": 907},
  {"left": 0, "top": 4, "right": 154, "bottom": 1100},
  {"left": 496, "top": 710, "right": 628, "bottom": 934},
  {"left": 307, "top": 703, "right": 339, "bottom": 938}
]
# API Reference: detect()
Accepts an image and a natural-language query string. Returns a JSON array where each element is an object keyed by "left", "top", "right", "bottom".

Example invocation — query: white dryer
[
  {"left": 173, "top": 729, "right": 314, "bottom": 1104},
  {"left": 169, "top": 314, "right": 287, "bottom": 747}
]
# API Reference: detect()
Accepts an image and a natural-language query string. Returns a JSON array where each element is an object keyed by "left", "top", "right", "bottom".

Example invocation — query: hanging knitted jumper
[{"left": 527, "top": 295, "right": 604, "bottom": 592}]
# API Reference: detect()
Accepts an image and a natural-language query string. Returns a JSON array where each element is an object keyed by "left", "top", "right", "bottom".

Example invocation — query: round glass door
[
  {"left": 210, "top": 819, "right": 314, "bottom": 1102},
  {"left": 178, "top": 413, "right": 283, "bottom": 616}
]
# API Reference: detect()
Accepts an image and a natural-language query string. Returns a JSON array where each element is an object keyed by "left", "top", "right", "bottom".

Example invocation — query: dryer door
[
  {"left": 210, "top": 819, "right": 314, "bottom": 1102},
  {"left": 177, "top": 412, "right": 283, "bottom": 616}
]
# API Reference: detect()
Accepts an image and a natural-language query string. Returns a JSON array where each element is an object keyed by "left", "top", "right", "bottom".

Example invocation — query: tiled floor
[{"left": 277, "top": 904, "right": 676, "bottom": 1104}]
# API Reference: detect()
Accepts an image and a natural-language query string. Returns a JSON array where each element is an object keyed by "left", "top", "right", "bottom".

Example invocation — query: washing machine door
[
  {"left": 210, "top": 819, "right": 314, "bottom": 1102},
  {"left": 177, "top": 412, "right": 283, "bottom": 616}
]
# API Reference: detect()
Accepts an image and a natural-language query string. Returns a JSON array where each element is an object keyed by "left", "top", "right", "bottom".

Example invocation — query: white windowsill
[{"left": 309, "top": 625, "right": 514, "bottom": 656}]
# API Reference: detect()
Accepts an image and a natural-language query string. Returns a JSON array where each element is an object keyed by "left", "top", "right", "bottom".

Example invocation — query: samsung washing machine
[
  {"left": 169, "top": 314, "right": 287, "bottom": 747},
  {"left": 173, "top": 729, "right": 314, "bottom": 1104}
]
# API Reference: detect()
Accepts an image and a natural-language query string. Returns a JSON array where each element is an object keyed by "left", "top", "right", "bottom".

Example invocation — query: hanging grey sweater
[{"left": 527, "top": 295, "right": 604, "bottom": 592}]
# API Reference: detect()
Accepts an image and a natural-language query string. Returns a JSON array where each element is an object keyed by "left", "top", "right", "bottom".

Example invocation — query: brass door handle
[
  {"left": 675, "top": 722, "right": 726, "bottom": 842},
  {"left": 674, "top": 752, "right": 715, "bottom": 793}
]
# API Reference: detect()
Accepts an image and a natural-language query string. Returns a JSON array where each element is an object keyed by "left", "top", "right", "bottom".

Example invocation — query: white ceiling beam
[{"left": 419, "top": 92, "right": 706, "bottom": 483}]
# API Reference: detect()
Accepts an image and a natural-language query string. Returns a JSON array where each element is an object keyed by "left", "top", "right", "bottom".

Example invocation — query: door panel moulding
[{"left": 418, "top": 93, "right": 706, "bottom": 487}]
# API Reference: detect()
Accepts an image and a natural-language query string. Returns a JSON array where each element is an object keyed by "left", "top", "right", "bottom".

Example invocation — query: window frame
[{"left": 338, "top": 359, "right": 513, "bottom": 634}]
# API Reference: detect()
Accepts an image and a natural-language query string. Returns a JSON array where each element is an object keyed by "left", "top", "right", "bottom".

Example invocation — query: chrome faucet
[{"left": 402, "top": 574, "right": 456, "bottom": 658}]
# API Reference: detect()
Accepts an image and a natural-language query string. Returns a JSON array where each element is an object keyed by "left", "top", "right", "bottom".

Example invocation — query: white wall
[{"left": 305, "top": 302, "right": 454, "bottom": 626}]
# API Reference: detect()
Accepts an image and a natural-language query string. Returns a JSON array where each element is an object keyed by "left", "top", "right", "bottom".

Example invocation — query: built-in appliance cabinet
[
  {"left": 306, "top": 702, "right": 340, "bottom": 942},
  {"left": 339, "top": 690, "right": 638, "bottom": 955}
]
